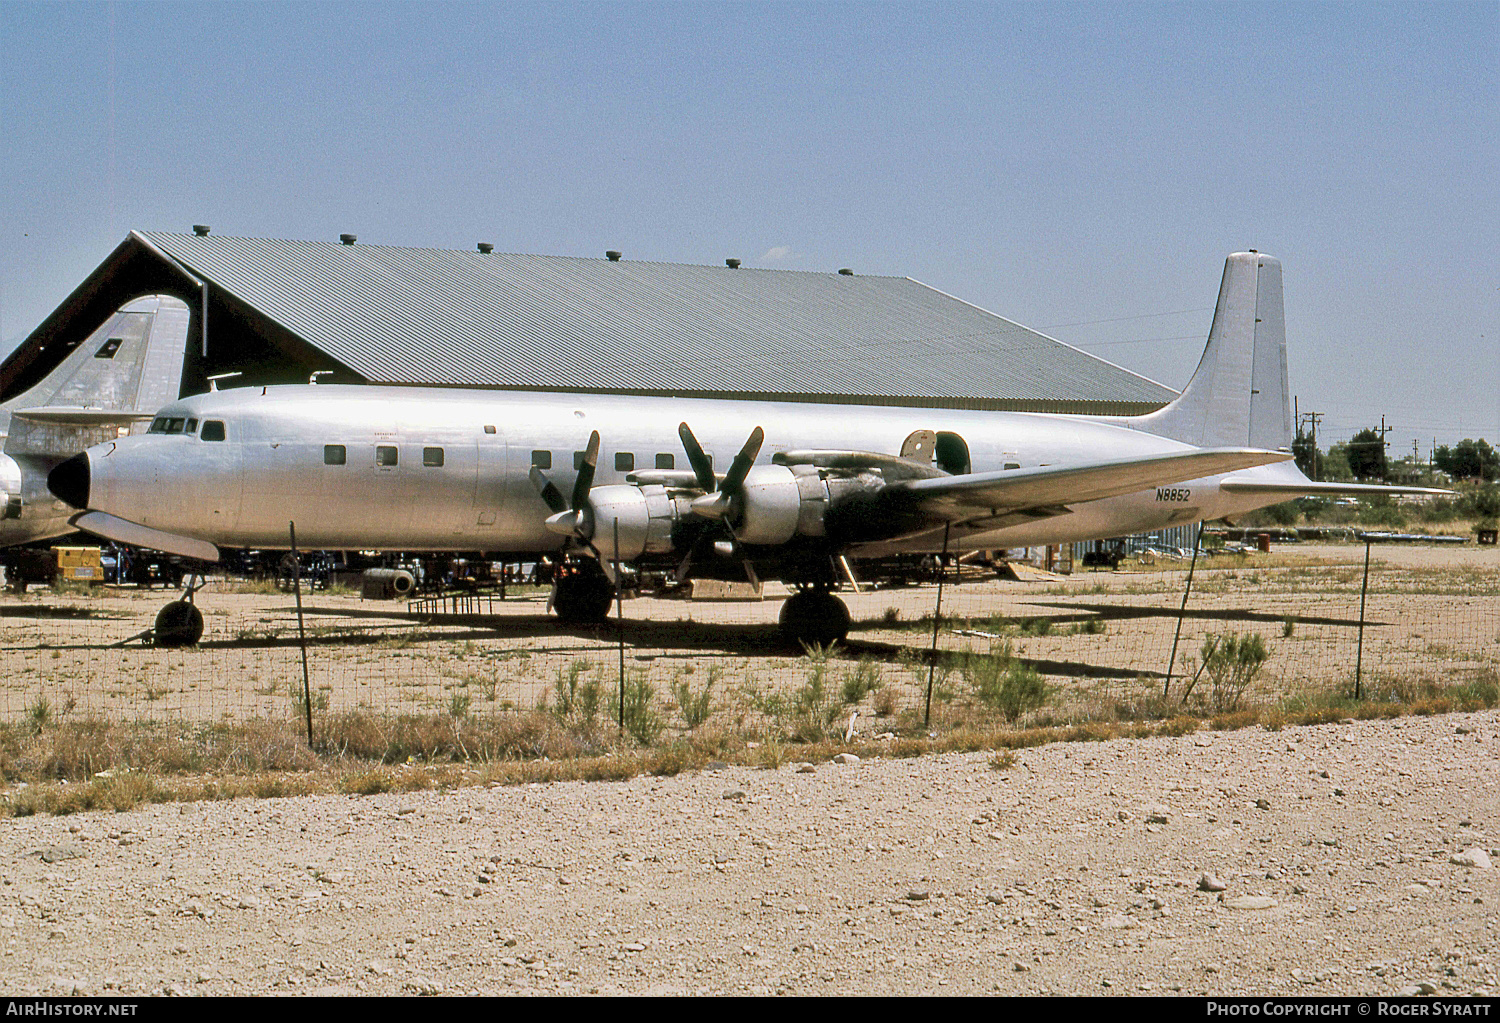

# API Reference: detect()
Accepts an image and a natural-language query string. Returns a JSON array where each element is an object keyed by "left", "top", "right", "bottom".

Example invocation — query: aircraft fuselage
[{"left": 75, "top": 384, "right": 1282, "bottom": 558}]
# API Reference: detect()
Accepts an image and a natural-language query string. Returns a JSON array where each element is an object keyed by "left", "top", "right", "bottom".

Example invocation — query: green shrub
[
  {"left": 1197, "top": 633, "right": 1269, "bottom": 712},
  {"left": 965, "top": 644, "right": 1049, "bottom": 721},
  {"left": 609, "top": 670, "right": 664, "bottom": 746},
  {"left": 671, "top": 666, "right": 717, "bottom": 729}
]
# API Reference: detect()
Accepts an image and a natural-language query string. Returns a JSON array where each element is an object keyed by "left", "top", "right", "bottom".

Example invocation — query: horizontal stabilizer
[
  {"left": 903, "top": 447, "right": 1291, "bottom": 519},
  {"left": 12, "top": 407, "right": 156, "bottom": 426},
  {"left": 68, "top": 511, "right": 220, "bottom": 563},
  {"left": 1220, "top": 478, "right": 1452, "bottom": 499}
]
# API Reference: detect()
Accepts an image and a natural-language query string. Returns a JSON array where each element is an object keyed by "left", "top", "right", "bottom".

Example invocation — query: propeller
[
  {"left": 531, "top": 429, "right": 602, "bottom": 556},
  {"left": 674, "top": 422, "right": 764, "bottom": 586}
]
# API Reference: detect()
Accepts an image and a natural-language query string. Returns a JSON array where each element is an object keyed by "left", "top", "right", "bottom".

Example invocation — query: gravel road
[{"left": 4, "top": 708, "right": 1497, "bottom": 997}]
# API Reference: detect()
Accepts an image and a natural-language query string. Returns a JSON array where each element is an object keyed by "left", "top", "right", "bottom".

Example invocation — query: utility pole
[
  {"left": 1377, "top": 416, "right": 1393, "bottom": 481},
  {"left": 1298, "top": 409, "right": 1323, "bottom": 481}
]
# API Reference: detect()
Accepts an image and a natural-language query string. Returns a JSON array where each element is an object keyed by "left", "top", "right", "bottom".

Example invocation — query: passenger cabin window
[
  {"left": 376, "top": 445, "right": 398, "bottom": 467},
  {"left": 483, "top": 425, "right": 497, "bottom": 435},
  {"left": 531, "top": 450, "right": 552, "bottom": 470},
  {"left": 615, "top": 452, "right": 634, "bottom": 472},
  {"left": 95, "top": 338, "right": 123, "bottom": 359},
  {"left": 574, "top": 450, "right": 587, "bottom": 470},
  {"left": 324, "top": 445, "right": 346, "bottom": 465},
  {"left": 200, "top": 421, "right": 226, "bottom": 442},
  {"left": 423, "top": 447, "right": 444, "bottom": 467},
  {"left": 655, "top": 453, "right": 675, "bottom": 470}
]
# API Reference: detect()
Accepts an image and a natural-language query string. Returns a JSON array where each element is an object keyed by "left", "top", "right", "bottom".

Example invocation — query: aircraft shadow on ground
[
  {"left": 7, "top": 601, "right": 1380, "bottom": 685},
  {"left": 1019, "top": 600, "right": 1383, "bottom": 629},
  {"left": 14, "top": 603, "right": 802, "bottom": 656},
  {"left": 1, "top": 604, "right": 131, "bottom": 622}
]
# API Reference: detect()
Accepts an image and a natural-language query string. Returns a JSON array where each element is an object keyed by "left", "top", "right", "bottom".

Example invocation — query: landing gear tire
[
  {"left": 154, "top": 600, "right": 204, "bottom": 648},
  {"left": 551, "top": 561, "right": 616, "bottom": 625},
  {"left": 778, "top": 589, "right": 851, "bottom": 647}
]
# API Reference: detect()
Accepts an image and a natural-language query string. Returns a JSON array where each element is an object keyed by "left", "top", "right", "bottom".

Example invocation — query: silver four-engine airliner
[{"left": 47, "top": 253, "right": 1444, "bottom": 645}]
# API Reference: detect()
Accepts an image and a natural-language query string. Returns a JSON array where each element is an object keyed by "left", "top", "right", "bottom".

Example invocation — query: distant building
[{"left": 3, "top": 231, "right": 1176, "bottom": 415}]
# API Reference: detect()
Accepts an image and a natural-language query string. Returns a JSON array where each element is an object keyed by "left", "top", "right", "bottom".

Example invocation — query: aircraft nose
[{"left": 48, "top": 453, "right": 90, "bottom": 510}]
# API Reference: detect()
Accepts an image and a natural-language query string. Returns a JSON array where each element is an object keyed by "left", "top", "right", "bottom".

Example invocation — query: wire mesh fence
[{"left": 3, "top": 541, "right": 1497, "bottom": 738}]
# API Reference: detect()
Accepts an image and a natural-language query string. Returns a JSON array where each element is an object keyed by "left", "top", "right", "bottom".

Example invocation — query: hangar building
[{"left": 1, "top": 230, "right": 1177, "bottom": 415}]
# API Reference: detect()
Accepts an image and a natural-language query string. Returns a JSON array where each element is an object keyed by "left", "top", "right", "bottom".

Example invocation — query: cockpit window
[
  {"left": 201, "top": 421, "right": 226, "bottom": 442},
  {"left": 147, "top": 416, "right": 189, "bottom": 434},
  {"left": 185, "top": 419, "right": 198, "bottom": 434}
]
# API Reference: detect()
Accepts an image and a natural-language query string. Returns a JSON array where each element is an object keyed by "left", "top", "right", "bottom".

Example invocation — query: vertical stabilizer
[
  {"left": 1, "top": 295, "right": 190, "bottom": 456},
  {"left": 1135, "top": 253, "right": 1292, "bottom": 451}
]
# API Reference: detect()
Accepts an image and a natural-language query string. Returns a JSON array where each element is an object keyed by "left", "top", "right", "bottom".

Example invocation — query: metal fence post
[
  {"left": 1163, "top": 521, "right": 1205, "bottom": 698},
  {"left": 289, "top": 522, "right": 314, "bottom": 748}
]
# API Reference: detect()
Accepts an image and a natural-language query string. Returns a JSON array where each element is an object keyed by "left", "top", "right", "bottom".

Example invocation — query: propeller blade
[
  {"left": 570, "top": 431, "right": 601, "bottom": 512},
  {"left": 720, "top": 426, "right": 764, "bottom": 499},
  {"left": 678, "top": 422, "right": 716, "bottom": 492},
  {"left": 673, "top": 530, "right": 712, "bottom": 585},
  {"left": 721, "top": 517, "right": 761, "bottom": 589},
  {"left": 529, "top": 466, "right": 568, "bottom": 515}
]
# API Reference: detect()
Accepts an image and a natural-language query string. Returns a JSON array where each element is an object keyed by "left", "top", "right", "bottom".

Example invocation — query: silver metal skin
[
  {"left": 0, "top": 295, "right": 190, "bottom": 547},
  {"left": 54, "top": 254, "right": 1446, "bottom": 569},
  {"left": 69, "top": 383, "right": 1283, "bottom": 555}
]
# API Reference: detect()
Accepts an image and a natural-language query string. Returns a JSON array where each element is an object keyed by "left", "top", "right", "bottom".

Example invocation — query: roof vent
[
  {"left": 477, "top": 242, "right": 494, "bottom": 254},
  {"left": 605, "top": 250, "right": 622, "bottom": 261},
  {"left": 725, "top": 258, "right": 741, "bottom": 269},
  {"left": 838, "top": 268, "right": 854, "bottom": 276},
  {"left": 339, "top": 233, "right": 357, "bottom": 246},
  {"left": 192, "top": 224, "right": 210, "bottom": 237}
]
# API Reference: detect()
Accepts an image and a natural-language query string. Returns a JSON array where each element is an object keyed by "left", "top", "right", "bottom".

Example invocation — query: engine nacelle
[
  {"left": 584, "top": 484, "right": 692, "bottom": 560},
  {"left": 734, "top": 464, "right": 836, "bottom": 545},
  {"left": 0, "top": 454, "right": 21, "bottom": 520}
]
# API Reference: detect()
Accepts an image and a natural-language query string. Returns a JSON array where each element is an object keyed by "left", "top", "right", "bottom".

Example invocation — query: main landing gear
[
  {"left": 778, "top": 586, "right": 851, "bottom": 647},
  {"left": 550, "top": 558, "right": 616, "bottom": 625}
]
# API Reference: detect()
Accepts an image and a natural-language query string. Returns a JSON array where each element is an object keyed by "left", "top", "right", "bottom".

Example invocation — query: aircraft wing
[
  {"left": 899, "top": 448, "right": 1292, "bottom": 521},
  {"left": 1219, "top": 478, "right": 1451, "bottom": 498}
]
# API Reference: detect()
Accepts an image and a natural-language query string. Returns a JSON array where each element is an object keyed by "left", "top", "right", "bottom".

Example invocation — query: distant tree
[
  {"left": 1346, "top": 428, "right": 1387, "bottom": 481},
  {"left": 1433, "top": 438, "right": 1500, "bottom": 482},
  {"left": 1473, "top": 484, "right": 1500, "bottom": 520},
  {"left": 1292, "top": 430, "right": 1319, "bottom": 479},
  {"left": 1322, "top": 444, "right": 1354, "bottom": 482}
]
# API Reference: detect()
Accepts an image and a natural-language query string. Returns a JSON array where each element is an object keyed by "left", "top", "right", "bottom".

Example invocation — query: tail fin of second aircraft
[
  {"left": 1, "top": 295, "right": 190, "bottom": 457},
  {"left": 1133, "top": 252, "right": 1292, "bottom": 453}
]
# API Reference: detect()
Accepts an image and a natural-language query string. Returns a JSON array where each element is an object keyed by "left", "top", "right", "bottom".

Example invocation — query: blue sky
[{"left": 2, "top": 1, "right": 1494, "bottom": 452}]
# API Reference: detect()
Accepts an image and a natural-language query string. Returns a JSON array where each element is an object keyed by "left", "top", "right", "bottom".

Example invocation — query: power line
[{"left": 1039, "top": 307, "right": 1213, "bottom": 330}]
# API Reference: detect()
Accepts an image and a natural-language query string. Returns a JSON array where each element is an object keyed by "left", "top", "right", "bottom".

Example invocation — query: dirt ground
[
  {"left": 2, "top": 708, "right": 1496, "bottom": 996},
  {"left": 3, "top": 540, "right": 1496, "bottom": 727},
  {"left": 0, "top": 541, "right": 1497, "bottom": 996}
]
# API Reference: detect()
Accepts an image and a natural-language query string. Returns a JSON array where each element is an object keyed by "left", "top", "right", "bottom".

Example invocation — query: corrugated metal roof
[{"left": 138, "top": 232, "right": 1176, "bottom": 409}]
